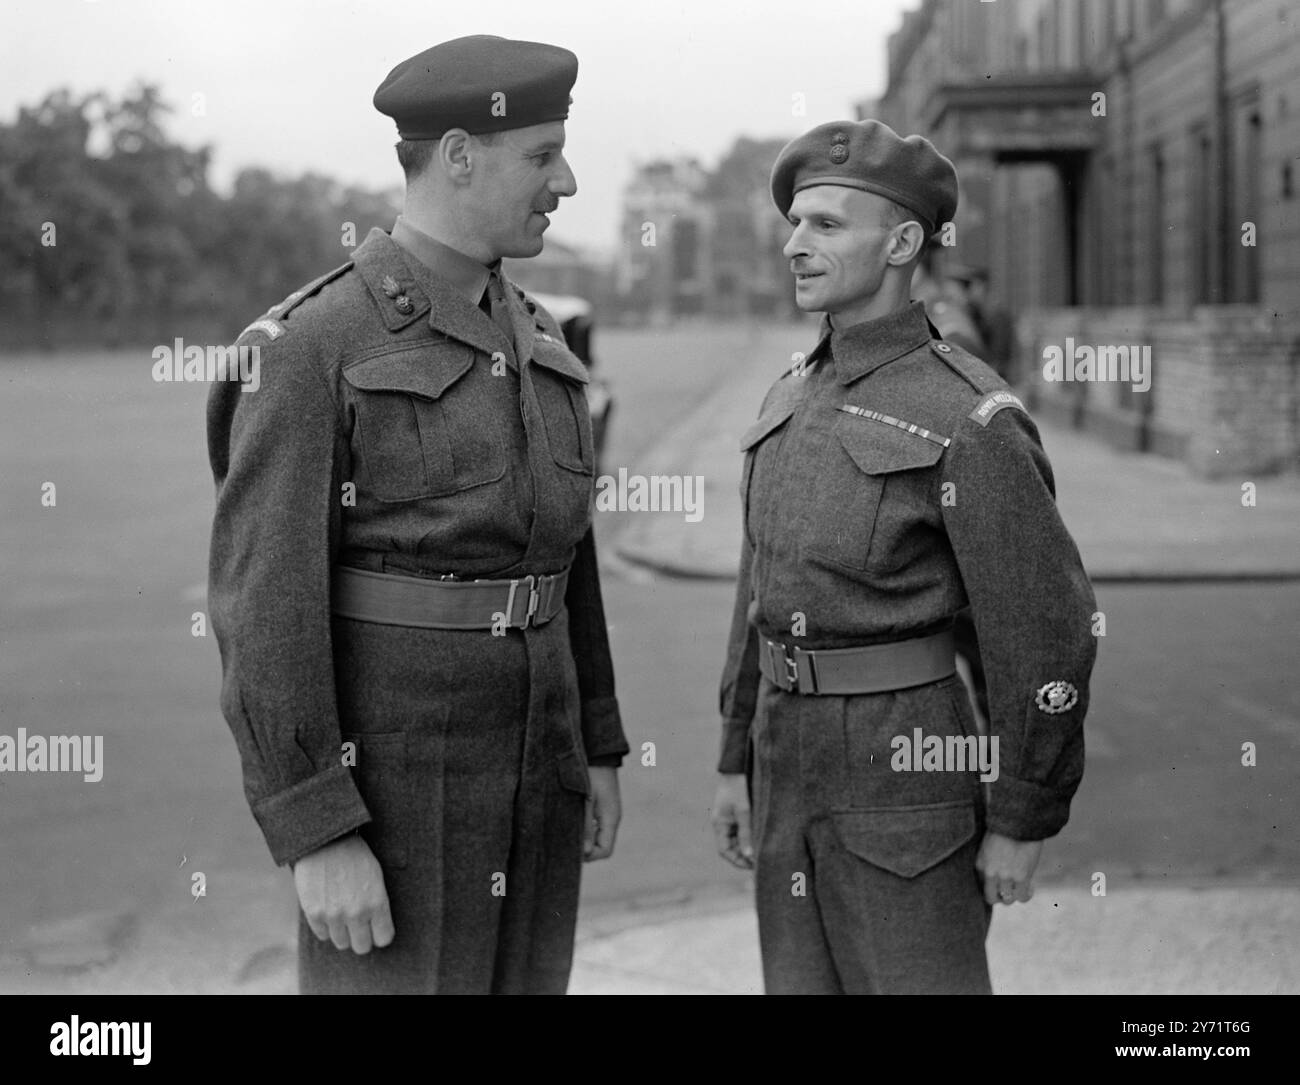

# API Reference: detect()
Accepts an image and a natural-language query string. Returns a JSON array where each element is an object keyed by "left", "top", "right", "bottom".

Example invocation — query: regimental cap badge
[
  {"left": 1035, "top": 680, "right": 1079, "bottom": 715},
  {"left": 380, "top": 274, "right": 402, "bottom": 298},
  {"left": 829, "top": 131, "right": 850, "bottom": 165}
]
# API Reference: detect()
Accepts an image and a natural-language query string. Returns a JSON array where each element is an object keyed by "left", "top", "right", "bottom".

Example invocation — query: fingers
[
  {"left": 303, "top": 912, "right": 331, "bottom": 943},
  {"left": 326, "top": 915, "right": 352, "bottom": 951},
  {"left": 582, "top": 796, "right": 597, "bottom": 860},
  {"left": 711, "top": 806, "right": 755, "bottom": 870},
  {"left": 736, "top": 805, "right": 754, "bottom": 866},
  {"left": 984, "top": 876, "right": 1033, "bottom": 906},
  {"left": 346, "top": 913, "right": 373, "bottom": 955},
  {"left": 584, "top": 794, "right": 621, "bottom": 862},
  {"left": 304, "top": 893, "right": 395, "bottom": 954},
  {"left": 371, "top": 898, "right": 396, "bottom": 948}
]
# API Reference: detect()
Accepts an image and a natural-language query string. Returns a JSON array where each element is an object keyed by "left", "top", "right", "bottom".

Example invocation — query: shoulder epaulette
[
  {"left": 929, "top": 339, "right": 1000, "bottom": 395},
  {"left": 238, "top": 261, "right": 354, "bottom": 342},
  {"left": 271, "top": 260, "right": 355, "bottom": 319}
]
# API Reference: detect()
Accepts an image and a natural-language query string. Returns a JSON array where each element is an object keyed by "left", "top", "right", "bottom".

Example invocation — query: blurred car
[{"left": 528, "top": 292, "right": 612, "bottom": 474}]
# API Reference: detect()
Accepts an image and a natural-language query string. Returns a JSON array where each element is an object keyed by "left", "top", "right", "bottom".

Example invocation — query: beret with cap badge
[
  {"left": 374, "top": 34, "right": 578, "bottom": 140},
  {"left": 770, "top": 119, "right": 958, "bottom": 235}
]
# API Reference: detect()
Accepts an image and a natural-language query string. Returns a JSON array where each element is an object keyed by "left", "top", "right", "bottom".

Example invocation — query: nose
[
  {"left": 783, "top": 224, "right": 807, "bottom": 261},
  {"left": 551, "top": 154, "right": 577, "bottom": 198}
]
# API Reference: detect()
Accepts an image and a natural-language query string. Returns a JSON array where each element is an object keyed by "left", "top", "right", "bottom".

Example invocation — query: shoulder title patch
[
  {"left": 968, "top": 390, "right": 1026, "bottom": 427},
  {"left": 240, "top": 318, "right": 283, "bottom": 341}
]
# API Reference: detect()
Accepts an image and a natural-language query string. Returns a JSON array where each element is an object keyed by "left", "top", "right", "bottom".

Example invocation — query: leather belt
[
  {"left": 758, "top": 629, "right": 955, "bottom": 695},
  {"left": 331, "top": 565, "right": 569, "bottom": 631}
]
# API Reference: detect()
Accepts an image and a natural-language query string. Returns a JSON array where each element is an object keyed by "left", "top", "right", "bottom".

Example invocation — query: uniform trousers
[
  {"left": 750, "top": 673, "right": 994, "bottom": 994},
  {"left": 299, "top": 608, "right": 590, "bottom": 994}
]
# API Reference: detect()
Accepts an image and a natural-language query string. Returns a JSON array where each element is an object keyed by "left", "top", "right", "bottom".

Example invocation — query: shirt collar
[
  {"left": 389, "top": 215, "right": 495, "bottom": 304},
  {"left": 827, "top": 300, "right": 934, "bottom": 385}
]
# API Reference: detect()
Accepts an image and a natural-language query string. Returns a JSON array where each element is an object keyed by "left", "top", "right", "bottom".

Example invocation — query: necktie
[{"left": 481, "top": 272, "right": 516, "bottom": 352}]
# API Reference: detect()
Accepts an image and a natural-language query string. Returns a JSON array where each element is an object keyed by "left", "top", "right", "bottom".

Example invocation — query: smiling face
[
  {"left": 465, "top": 121, "right": 577, "bottom": 260},
  {"left": 783, "top": 187, "right": 920, "bottom": 327}
]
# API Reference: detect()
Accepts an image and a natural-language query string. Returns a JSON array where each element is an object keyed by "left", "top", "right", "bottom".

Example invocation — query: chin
[{"left": 502, "top": 236, "right": 545, "bottom": 260}]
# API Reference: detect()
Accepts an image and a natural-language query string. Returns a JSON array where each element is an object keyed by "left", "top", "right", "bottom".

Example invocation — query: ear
[
  {"left": 886, "top": 220, "right": 927, "bottom": 267},
  {"left": 439, "top": 129, "right": 474, "bottom": 182}
]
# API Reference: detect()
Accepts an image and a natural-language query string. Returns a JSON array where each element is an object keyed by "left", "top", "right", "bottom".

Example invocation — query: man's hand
[
  {"left": 293, "top": 833, "right": 395, "bottom": 953},
  {"left": 975, "top": 831, "right": 1043, "bottom": 906},
  {"left": 584, "top": 766, "right": 621, "bottom": 862},
  {"left": 711, "top": 773, "right": 754, "bottom": 870}
]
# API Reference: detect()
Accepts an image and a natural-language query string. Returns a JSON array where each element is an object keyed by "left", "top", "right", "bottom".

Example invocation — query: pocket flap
[
  {"left": 530, "top": 339, "right": 590, "bottom": 384},
  {"left": 834, "top": 414, "right": 946, "bottom": 475},
  {"left": 831, "top": 800, "right": 977, "bottom": 878},
  {"left": 343, "top": 343, "right": 474, "bottom": 400},
  {"left": 739, "top": 406, "right": 797, "bottom": 452}
]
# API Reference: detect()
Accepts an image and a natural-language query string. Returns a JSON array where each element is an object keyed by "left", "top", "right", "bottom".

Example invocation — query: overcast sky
[{"left": 3, "top": 0, "right": 916, "bottom": 254}]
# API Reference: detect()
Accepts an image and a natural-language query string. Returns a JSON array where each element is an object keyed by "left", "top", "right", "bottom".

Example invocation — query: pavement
[
  {"left": 7, "top": 337, "right": 1299, "bottom": 996},
  {"left": 576, "top": 343, "right": 1300, "bottom": 996}
]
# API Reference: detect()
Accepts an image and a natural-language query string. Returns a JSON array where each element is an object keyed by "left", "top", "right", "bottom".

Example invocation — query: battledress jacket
[
  {"left": 207, "top": 227, "right": 628, "bottom": 868},
  {"left": 718, "top": 301, "right": 1097, "bottom": 842}
]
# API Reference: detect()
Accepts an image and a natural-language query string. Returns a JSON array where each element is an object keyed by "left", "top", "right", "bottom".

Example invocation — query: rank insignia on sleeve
[
  {"left": 1035, "top": 680, "right": 1078, "bottom": 714},
  {"left": 969, "top": 390, "right": 1026, "bottom": 427}
]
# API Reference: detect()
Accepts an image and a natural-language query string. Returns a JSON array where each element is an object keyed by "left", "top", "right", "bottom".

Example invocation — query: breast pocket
[
  {"left": 342, "top": 343, "right": 506, "bottom": 503},
  {"left": 808, "top": 412, "right": 945, "bottom": 572},
  {"left": 530, "top": 340, "right": 594, "bottom": 476},
  {"left": 738, "top": 405, "right": 796, "bottom": 530}
]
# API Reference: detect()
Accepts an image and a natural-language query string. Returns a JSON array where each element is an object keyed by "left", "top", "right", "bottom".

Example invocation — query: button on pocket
[
  {"left": 341, "top": 731, "right": 409, "bottom": 869},
  {"left": 343, "top": 344, "right": 506, "bottom": 503}
]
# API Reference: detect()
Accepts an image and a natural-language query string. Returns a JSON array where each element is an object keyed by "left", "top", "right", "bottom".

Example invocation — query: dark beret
[
  {"left": 374, "top": 35, "right": 577, "bottom": 140},
  {"left": 771, "top": 119, "right": 958, "bottom": 234}
]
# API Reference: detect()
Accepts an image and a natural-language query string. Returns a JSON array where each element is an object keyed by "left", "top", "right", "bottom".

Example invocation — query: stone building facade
[{"left": 867, "top": 0, "right": 1300, "bottom": 475}]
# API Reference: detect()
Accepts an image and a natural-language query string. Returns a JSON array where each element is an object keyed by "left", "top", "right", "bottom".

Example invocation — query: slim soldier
[
  {"left": 207, "top": 35, "right": 627, "bottom": 994},
  {"left": 711, "top": 120, "right": 1096, "bottom": 994}
]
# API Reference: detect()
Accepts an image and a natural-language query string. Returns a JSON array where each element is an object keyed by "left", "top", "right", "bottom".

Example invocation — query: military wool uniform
[
  {"left": 718, "top": 301, "right": 1097, "bottom": 994},
  {"left": 207, "top": 223, "right": 628, "bottom": 994}
]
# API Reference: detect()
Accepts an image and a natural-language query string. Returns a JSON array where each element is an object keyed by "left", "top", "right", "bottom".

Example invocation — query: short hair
[
  {"left": 395, "top": 131, "right": 505, "bottom": 179},
  {"left": 878, "top": 198, "right": 916, "bottom": 229},
  {"left": 396, "top": 139, "right": 436, "bottom": 179}
]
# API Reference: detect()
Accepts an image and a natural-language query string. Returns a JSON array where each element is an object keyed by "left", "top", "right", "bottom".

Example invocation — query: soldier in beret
[
  {"left": 207, "top": 35, "right": 627, "bottom": 994},
  {"left": 710, "top": 119, "right": 1097, "bottom": 993}
]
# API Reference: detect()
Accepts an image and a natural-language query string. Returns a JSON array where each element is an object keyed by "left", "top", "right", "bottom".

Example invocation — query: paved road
[{"left": 0, "top": 335, "right": 1296, "bottom": 993}]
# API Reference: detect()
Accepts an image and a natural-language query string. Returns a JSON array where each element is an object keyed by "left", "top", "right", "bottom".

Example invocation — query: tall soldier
[
  {"left": 207, "top": 36, "right": 627, "bottom": 995},
  {"left": 711, "top": 120, "right": 1097, "bottom": 994}
]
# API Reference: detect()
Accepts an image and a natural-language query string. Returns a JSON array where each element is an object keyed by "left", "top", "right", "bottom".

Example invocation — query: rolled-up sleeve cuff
[
  {"left": 581, "top": 695, "right": 629, "bottom": 762},
  {"left": 985, "top": 774, "right": 1075, "bottom": 841},
  {"left": 717, "top": 717, "right": 751, "bottom": 775},
  {"left": 251, "top": 764, "right": 372, "bottom": 867}
]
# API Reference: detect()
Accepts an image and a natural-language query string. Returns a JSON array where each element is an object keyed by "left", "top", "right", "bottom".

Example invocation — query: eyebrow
[{"left": 524, "top": 140, "right": 564, "bottom": 154}]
